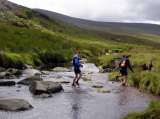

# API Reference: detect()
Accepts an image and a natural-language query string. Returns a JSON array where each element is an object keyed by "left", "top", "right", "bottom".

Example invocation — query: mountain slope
[
  {"left": 0, "top": 0, "right": 133, "bottom": 68},
  {"left": 36, "top": 9, "right": 160, "bottom": 36},
  {"left": 0, "top": 0, "right": 159, "bottom": 69}
]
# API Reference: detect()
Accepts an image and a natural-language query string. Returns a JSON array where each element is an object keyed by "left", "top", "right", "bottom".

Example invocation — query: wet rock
[
  {"left": 60, "top": 81, "right": 70, "bottom": 84},
  {"left": 16, "top": 90, "right": 20, "bottom": 92},
  {"left": 17, "top": 85, "right": 22, "bottom": 88},
  {"left": 92, "top": 85, "right": 103, "bottom": 88},
  {"left": 23, "top": 69, "right": 41, "bottom": 77},
  {"left": 0, "top": 81, "right": 16, "bottom": 86},
  {"left": 82, "top": 75, "right": 92, "bottom": 81},
  {"left": 0, "top": 99, "right": 33, "bottom": 111},
  {"left": 24, "top": 64, "right": 33, "bottom": 69},
  {"left": 17, "top": 76, "right": 43, "bottom": 85},
  {"left": 29, "top": 81, "right": 63, "bottom": 95},
  {"left": 41, "top": 71, "right": 50, "bottom": 75},
  {"left": 0, "top": 67, "right": 5, "bottom": 72},
  {"left": 34, "top": 93, "right": 52, "bottom": 98},
  {"left": 0, "top": 68, "right": 22, "bottom": 79},
  {"left": 52, "top": 67, "right": 71, "bottom": 72},
  {"left": 6, "top": 68, "right": 22, "bottom": 76},
  {"left": 97, "top": 89, "right": 111, "bottom": 93},
  {"left": 0, "top": 72, "right": 7, "bottom": 79}
]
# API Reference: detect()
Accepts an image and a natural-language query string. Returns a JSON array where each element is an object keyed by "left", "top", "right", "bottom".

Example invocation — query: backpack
[{"left": 120, "top": 59, "right": 127, "bottom": 67}]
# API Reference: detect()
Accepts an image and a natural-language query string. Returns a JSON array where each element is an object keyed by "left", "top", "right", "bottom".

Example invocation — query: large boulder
[
  {"left": 29, "top": 81, "right": 63, "bottom": 95},
  {"left": 0, "top": 99, "right": 33, "bottom": 111},
  {"left": 0, "top": 81, "right": 16, "bottom": 86},
  {"left": 17, "top": 76, "right": 43, "bottom": 85},
  {"left": 52, "top": 67, "right": 71, "bottom": 72}
]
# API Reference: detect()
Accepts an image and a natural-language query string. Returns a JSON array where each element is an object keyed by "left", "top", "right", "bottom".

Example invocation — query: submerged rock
[
  {"left": 52, "top": 67, "right": 71, "bottom": 72},
  {"left": 29, "top": 81, "right": 63, "bottom": 96},
  {"left": 0, "top": 81, "right": 16, "bottom": 86},
  {"left": 97, "top": 89, "right": 111, "bottom": 93},
  {"left": 92, "top": 85, "right": 104, "bottom": 89},
  {"left": 17, "top": 76, "right": 43, "bottom": 85},
  {"left": 59, "top": 81, "right": 70, "bottom": 84},
  {"left": 0, "top": 99, "right": 33, "bottom": 111}
]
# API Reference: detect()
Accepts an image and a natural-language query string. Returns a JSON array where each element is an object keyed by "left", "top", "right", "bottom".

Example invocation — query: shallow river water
[{"left": 0, "top": 64, "right": 158, "bottom": 119}]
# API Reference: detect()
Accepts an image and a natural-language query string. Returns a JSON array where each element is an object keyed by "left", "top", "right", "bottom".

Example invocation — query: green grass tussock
[{"left": 124, "top": 101, "right": 160, "bottom": 119}]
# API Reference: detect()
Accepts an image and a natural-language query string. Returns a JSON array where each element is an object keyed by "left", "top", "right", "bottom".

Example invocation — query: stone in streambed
[
  {"left": 29, "top": 81, "right": 63, "bottom": 95},
  {"left": 17, "top": 76, "right": 43, "bottom": 85},
  {"left": 92, "top": 85, "right": 103, "bottom": 89},
  {"left": 52, "top": 67, "right": 71, "bottom": 72},
  {"left": 0, "top": 81, "right": 16, "bottom": 86},
  {"left": 0, "top": 99, "right": 33, "bottom": 111}
]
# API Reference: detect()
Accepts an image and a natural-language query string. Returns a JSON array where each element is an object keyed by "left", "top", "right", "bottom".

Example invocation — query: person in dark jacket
[
  {"left": 72, "top": 50, "right": 83, "bottom": 87},
  {"left": 119, "top": 55, "right": 134, "bottom": 86}
]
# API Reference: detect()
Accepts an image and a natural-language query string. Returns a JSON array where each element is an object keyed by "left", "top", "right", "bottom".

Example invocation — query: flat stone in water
[
  {"left": 0, "top": 81, "right": 16, "bottom": 86},
  {"left": 17, "top": 76, "right": 43, "bottom": 85},
  {"left": 52, "top": 67, "right": 71, "bottom": 72},
  {"left": 92, "top": 85, "right": 103, "bottom": 88},
  {"left": 0, "top": 99, "right": 33, "bottom": 111}
]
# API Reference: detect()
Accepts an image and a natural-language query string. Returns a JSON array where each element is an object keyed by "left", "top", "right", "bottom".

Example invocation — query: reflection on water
[
  {"left": 71, "top": 89, "right": 81, "bottom": 119},
  {"left": 0, "top": 68, "right": 156, "bottom": 119}
]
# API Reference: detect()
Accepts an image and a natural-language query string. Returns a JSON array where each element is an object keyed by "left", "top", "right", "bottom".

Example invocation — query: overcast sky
[{"left": 9, "top": 0, "right": 160, "bottom": 24}]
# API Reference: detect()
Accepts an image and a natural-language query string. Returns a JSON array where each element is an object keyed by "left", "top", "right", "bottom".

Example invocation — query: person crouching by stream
[
  {"left": 119, "top": 55, "right": 134, "bottom": 86},
  {"left": 72, "top": 49, "right": 83, "bottom": 87}
]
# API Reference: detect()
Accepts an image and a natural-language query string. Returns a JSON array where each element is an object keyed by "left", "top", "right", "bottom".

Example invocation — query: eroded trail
[{"left": 0, "top": 64, "right": 157, "bottom": 119}]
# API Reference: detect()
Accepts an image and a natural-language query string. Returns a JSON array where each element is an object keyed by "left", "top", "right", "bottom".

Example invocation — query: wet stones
[
  {"left": 92, "top": 85, "right": 104, "bottom": 89},
  {"left": 17, "top": 76, "right": 43, "bottom": 85},
  {"left": 59, "top": 81, "right": 70, "bottom": 84},
  {"left": 23, "top": 69, "right": 41, "bottom": 77},
  {"left": 0, "top": 81, "right": 16, "bottom": 86},
  {"left": 0, "top": 68, "right": 22, "bottom": 79},
  {"left": 97, "top": 88, "right": 111, "bottom": 93},
  {"left": 29, "top": 81, "right": 63, "bottom": 96},
  {"left": 52, "top": 67, "right": 71, "bottom": 72},
  {"left": 0, "top": 99, "right": 33, "bottom": 111}
]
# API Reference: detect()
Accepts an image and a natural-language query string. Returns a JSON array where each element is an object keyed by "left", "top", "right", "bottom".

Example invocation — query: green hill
[{"left": 0, "top": 0, "right": 159, "bottom": 69}]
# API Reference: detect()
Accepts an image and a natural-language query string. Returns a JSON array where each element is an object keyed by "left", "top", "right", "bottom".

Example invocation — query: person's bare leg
[
  {"left": 72, "top": 74, "right": 78, "bottom": 86},
  {"left": 120, "top": 75, "right": 124, "bottom": 85},
  {"left": 124, "top": 76, "right": 128, "bottom": 86},
  {"left": 76, "top": 73, "right": 82, "bottom": 86}
]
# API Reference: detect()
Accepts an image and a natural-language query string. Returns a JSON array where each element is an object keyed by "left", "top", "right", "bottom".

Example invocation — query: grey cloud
[{"left": 9, "top": 0, "right": 160, "bottom": 24}]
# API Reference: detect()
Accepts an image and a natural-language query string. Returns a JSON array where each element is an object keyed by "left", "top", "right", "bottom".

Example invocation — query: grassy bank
[
  {"left": 0, "top": 9, "right": 141, "bottom": 69},
  {"left": 124, "top": 101, "right": 160, "bottom": 119},
  {"left": 0, "top": 6, "right": 160, "bottom": 70}
]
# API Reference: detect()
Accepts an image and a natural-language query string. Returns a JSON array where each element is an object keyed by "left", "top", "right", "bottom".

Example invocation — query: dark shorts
[
  {"left": 74, "top": 67, "right": 81, "bottom": 74},
  {"left": 120, "top": 68, "right": 128, "bottom": 76}
]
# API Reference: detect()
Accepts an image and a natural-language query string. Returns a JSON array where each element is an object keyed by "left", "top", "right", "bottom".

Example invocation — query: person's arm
[{"left": 128, "top": 60, "right": 134, "bottom": 72}]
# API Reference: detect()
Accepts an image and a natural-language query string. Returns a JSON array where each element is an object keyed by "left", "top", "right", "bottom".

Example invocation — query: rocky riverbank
[{"left": 0, "top": 63, "right": 158, "bottom": 119}]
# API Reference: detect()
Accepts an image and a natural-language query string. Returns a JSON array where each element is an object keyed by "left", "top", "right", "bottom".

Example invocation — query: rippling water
[{"left": 0, "top": 64, "right": 157, "bottom": 119}]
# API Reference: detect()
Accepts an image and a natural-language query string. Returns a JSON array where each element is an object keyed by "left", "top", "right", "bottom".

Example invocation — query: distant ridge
[{"left": 35, "top": 9, "right": 160, "bottom": 35}]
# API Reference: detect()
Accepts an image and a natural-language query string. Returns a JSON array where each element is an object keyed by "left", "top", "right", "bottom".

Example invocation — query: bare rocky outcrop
[{"left": 0, "top": 0, "right": 21, "bottom": 11}]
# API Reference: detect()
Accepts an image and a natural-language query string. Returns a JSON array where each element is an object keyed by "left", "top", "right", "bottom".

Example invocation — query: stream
[{"left": 0, "top": 63, "right": 158, "bottom": 119}]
